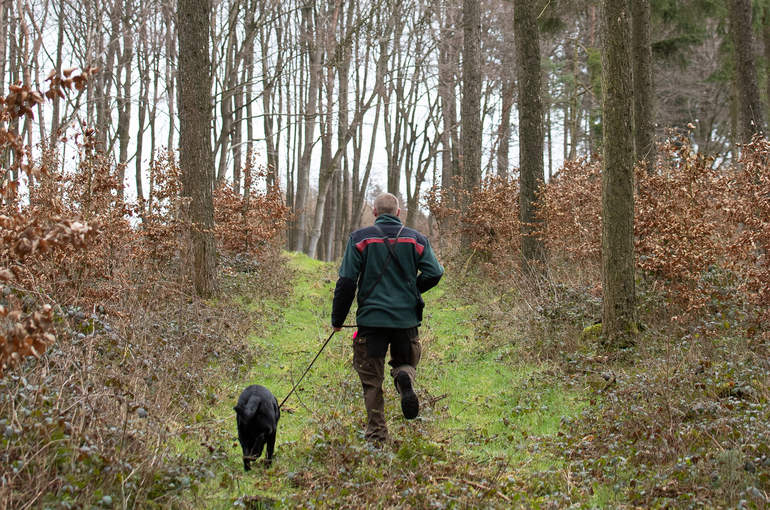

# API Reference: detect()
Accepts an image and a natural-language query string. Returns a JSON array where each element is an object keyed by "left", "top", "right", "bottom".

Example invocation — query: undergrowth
[{"left": 0, "top": 250, "right": 293, "bottom": 510}]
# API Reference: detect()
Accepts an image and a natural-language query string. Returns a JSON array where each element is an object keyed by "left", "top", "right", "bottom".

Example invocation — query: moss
[{"left": 580, "top": 323, "right": 602, "bottom": 343}]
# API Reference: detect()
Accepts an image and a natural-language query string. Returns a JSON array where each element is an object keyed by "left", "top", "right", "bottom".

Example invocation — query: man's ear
[
  {"left": 372, "top": 207, "right": 378, "bottom": 217},
  {"left": 396, "top": 208, "right": 401, "bottom": 217}
]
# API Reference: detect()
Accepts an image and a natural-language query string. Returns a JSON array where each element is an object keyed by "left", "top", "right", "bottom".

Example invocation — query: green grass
[{"left": 175, "top": 253, "right": 591, "bottom": 508}]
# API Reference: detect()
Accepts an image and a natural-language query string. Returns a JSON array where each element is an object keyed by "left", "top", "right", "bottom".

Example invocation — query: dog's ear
[{"left": 233, "top": 406, "right": 244, "bottom": 418}]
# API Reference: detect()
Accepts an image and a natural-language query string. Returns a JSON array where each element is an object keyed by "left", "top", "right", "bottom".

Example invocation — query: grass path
[{"left": 189, "top": 253, "right": 590, "bottom": 508}]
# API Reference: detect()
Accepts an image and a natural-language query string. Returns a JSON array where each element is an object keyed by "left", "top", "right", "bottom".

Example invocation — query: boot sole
[{"left": 396, "top": 372, "right": 419, "bottom": 420}]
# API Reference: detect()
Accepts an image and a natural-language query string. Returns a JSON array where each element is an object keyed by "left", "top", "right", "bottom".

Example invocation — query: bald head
[{"left": 373, "top": 193, "right": 400, "bottom": 217}]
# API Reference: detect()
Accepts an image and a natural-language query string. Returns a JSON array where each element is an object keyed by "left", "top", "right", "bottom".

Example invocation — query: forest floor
[
  {"left": 197, "top": 253, "right": 590, "bottom": 509},
  {"left": 159, "top": 252, "right": 590, "bottom": 509},
  {"left": 3, "top": 252, "right": 770, "bottom": 509},
  {"left": 168, "top": 253, "right": 770, "bottom": 509}
]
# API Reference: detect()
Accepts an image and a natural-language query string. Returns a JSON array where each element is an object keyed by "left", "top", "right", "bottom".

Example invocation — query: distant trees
[{"left": 5, "top": 0, "right": 770, "bottom": 273}]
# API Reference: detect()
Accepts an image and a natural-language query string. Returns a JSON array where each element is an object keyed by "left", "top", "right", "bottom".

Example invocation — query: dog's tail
[{"left": 233, "top": 394, "right": 262, "bottom": 424}]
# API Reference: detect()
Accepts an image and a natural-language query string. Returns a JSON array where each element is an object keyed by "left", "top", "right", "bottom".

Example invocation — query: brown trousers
[{"left": 352, "top": 331, "right": 421, "bottom": 443}]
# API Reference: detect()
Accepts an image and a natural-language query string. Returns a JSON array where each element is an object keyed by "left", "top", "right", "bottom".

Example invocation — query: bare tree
[
  {"left": 436, "top": 0, "right": 461, "bottom": 195},
  {"left": 293, "top": 0, "right": 323, "bottom": 253},
  {"left": 115, "top": 0, "right": 134, "bottom": 199}
]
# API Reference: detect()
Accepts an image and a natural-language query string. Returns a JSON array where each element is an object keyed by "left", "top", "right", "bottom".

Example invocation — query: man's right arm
[
  {"left": 331, "top": 237, "right": 362, "bottom": 328},
  {"left": 332, "top": 277, "right": 356, "bottom": 328},
  {"left": 416, "top": 238, "right": 444, "bottom": 294}
]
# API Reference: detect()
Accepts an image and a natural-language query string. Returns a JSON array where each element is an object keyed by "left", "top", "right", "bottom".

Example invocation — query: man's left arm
[{"left": 416, "top": 239, "right": 444, "bottom": 294}]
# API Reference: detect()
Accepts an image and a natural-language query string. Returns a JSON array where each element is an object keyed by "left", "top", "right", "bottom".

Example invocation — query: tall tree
[
  {"left": 631, "top": 0, "right": 655, "bottom": 174},
  {"left": 461, "top": 0, "right": 481, "bottom": 248},
  {"left": 178, "top": 0, "right": 218, "bottom": 297},
  {"left": 514, "top": 0, "right": 545, "bottom": 269},
  {"left": 293, "top": 0, "right": 323, "bottom": 253},
  {"left": 601, "top": 0, "right": 637, "bottom": 347},
  {"left": 730, "top": 0, "right": 764, "bottom": 143},
  {"left": 437, "top": 2, "right": 461, "bottom": 196},
  {"left": 49, "top": 0, "right": 65, "bottom": 142}
]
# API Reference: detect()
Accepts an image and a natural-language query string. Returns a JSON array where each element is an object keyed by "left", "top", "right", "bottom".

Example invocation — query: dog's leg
[
  {"left": 265, "top": 429, "right": 277, "bottom": 465},
  {"left": 243, "top": 458, "right": 251, "bottom": 472}
]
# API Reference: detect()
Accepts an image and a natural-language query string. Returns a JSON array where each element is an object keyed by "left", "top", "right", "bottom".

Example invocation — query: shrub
[
  {"left": 541, "top": 158, "right": 603, "bottom": 265},
  {"left": 635, "top": 138, "right": 727, "bottom": 320},
  {"left": 214, "top": 151, "right": 290, "bottom": 261},
  {"left": 0, "top": 71, "right": 99, "bottom": 374},
  {"left": 725, "top": 136, "right": 770, "bottom": 334}
]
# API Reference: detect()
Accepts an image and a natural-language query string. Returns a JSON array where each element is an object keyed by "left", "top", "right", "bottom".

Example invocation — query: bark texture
[
  {"left": 631, "top": 0, "right": 655, "bottom": 174},
  {"left": 461, "top": 0, "right": 482, "bottom": 225},
  {"left": 731, "top": 0, "right": 764, "bottom": 143},
  {"left": 178, "top": 0, "right": 218, "bottom": 298},
  {"left": 514, "top": 0, "right": 545, "bottom": 269},
  {"left": 601, "top": 0, "right": 637, "bottom": 347}
]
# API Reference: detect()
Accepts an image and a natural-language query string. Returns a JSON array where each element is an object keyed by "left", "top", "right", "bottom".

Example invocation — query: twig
[
  {"left": 514, "top": 456, "right": 535, "bottom": 477},
  {"left": 702, "top": 428, "right": 726, "bottom": 452},
  {"left": 462, "top": 249, "right": 477, "bottom": 278},
  {"left": 426, "top": 393, "right": 448, "bottom": 405}
]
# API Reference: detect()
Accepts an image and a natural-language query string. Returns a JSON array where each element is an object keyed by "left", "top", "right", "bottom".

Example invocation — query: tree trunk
[
  {"left": 0, "top": 0, "right": 6, "bottom": 97},
  {"left": 515, "top": 0, "right": 545, "bottom": 270},
  {"left": 547, "top": 106, "right": 553, "bottom": 179},
  {"left": 731, "top": 73, "right": 739, "bottom": 161},
  {"left": 294, "top": 0, "right": 323, "bottom": 253},
  {"left": 731, "top": 0, "right": 764, "bottom": 143},
  {"left": 631, "top": 0, "right": 655, "bottom": 174},
  {"left": 497, "top": 76, "right": 514, "bottom": 179},
  {"left": 136, "top": 19, "right": 150, "bottom": 220},
  {"left": 461, "top": 0, "right": 482, "bottom": 248},
  {"left": 164, "top": 3, "right": 176, "bottom": 151},
  {"left": 316, "top": 66, "right": 335, "bottom": 261},
  {"left": 178, "top": 0, "right": 218, "bottom": 297},
  {"left": 232, "top": 66, "right": 244, "bottom": 188},
  {"left": 763, "top": 5, "right": 770, "bottom": 123},
  {"left": 8, "top": 0, "right": 17, "bottom": 173},
  {"left": 601, "top": 0, "right": 637, "bottom": 347},
  {"left": 50, "top": 0, "right": 65, "bottom": 143},
  {"left": 116, "top": 0, "right": 134, "bottom": 200},
  {"left": 438, "top": 5, "right": 461, "bottom": 197},
  {"left": 261, "top": 24, "right": 278, "bottom": 188},
  {"left": 216, "top": 12, "right": 238, "bottom": 186}
]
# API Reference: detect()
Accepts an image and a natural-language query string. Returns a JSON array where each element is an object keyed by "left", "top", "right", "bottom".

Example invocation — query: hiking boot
[{"left": 395, "top": 371, "right": 419, "bottom": 419}]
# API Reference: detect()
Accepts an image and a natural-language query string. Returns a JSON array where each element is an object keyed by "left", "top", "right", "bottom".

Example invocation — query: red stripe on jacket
[{"left": 355, "top": 237, "right": 424, "bottom": 256}]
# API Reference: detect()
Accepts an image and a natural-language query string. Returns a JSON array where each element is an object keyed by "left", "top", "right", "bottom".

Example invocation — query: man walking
[{"left": 332, "top": 193, "right": 444, "bottom": 445}]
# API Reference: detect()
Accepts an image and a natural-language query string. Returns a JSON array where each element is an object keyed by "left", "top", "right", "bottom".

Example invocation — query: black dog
[{"left": 234, "top": 384, "right": 280, "bottom": 471}]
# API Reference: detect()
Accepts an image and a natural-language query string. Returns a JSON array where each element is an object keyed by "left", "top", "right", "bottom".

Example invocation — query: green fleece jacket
[{"left": 332, "top": 214, "right": 444, "bottom": 328}]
